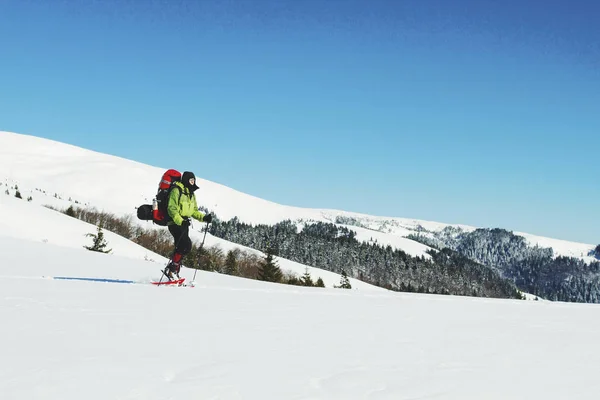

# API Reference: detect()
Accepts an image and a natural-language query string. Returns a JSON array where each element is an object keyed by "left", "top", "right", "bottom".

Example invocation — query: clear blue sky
[{"left": 1, "top": 0, "right": 598, "bottom": 244}]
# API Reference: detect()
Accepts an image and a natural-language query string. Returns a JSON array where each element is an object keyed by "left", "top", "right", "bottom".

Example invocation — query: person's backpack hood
[{"left": 181, "top": 171, "right": 199, "bottom": 192}]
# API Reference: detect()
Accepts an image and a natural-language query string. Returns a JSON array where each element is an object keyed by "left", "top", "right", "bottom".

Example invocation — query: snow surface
[
  {"left": 2, "top": 130, "right": 600, "bottom": 398},
  {"left": 1, "top": 130, "right": 594, "bottom": 264},
  {"left": 3, "top": 233, "right": 600, "bottom": 399}
]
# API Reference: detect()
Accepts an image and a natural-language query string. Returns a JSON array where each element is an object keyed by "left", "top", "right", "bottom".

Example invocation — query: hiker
[{"left": 164, "top": 171, "right": 212, "bottom": 279}]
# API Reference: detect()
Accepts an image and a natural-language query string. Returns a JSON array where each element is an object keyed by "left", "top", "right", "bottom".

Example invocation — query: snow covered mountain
[
  {"left": 0, "top": 130, "right": 595, "bottom": 263},
  {"left": 3, "top": 130, "right": 600, "bottom": 399}
]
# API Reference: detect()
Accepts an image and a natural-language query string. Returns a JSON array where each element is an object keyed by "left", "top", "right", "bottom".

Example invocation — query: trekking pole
[{"left": 191, "top": 221, "right": 210, "bottom": 283}]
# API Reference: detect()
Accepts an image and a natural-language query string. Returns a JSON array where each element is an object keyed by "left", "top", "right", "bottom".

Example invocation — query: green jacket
[{"left": 167, "top": 181, "right": 205, "bottom": 226}]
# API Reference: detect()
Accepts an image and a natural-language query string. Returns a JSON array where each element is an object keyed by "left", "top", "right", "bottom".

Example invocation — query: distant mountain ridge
[{"left": 406, "top": 227, "right": 600, "bottom": 302}]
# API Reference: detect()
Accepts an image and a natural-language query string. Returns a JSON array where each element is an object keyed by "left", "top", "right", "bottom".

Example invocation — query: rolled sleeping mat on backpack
[{"left": 137, "top": 204, "right": 153, "bottom": 221}]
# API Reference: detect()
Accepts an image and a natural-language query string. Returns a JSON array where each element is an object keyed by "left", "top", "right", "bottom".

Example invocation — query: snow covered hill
[
  {"left": 1, "top": 130, "right": 595, "bottom": 264},
  {"left": 0, "top": 130, "right": 434, "bottom": 259},
  {"left": 3, "top": 233, "right": 600, "bottom": 399},
  {"left": 0, "top": 193, "right": 378, "bottom": 291},
  {"left": 3, "top": 130, "right": 600, "bottom": 398}
]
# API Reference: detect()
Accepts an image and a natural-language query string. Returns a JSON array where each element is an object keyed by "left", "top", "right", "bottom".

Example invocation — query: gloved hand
[
  {"left": 181, "top": 218, "right": 191, "bottom": 228},
  {"left": 203, "top": 214, "right": 213, "bottom": 223}
]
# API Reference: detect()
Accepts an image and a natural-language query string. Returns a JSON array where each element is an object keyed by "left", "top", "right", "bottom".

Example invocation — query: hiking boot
[
  {"left": 163, "top": 267, "right": 174, "bottom": 280},
  {"left": 165, "top": 261, "right": 181, "bottom": 279}
]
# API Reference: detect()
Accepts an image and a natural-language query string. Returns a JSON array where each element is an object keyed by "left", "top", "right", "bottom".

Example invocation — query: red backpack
[
  {"left": 152, "top": 169, "right": 182, "bottom": 226},
  {"left": 137, "top": 169, "right": 184, "bottom": 225}
]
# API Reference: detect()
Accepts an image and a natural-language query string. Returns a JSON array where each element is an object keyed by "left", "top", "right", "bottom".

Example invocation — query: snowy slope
[
  {"left": 0, "top": 192, "right": 161, "bottom": 262},
  {"left": 2, "top": 233, "right": 600, "bottom": 399},
  {"left": 0, "top": 193, "right": 379, "bottom": 290},
  {"left": 2, "top": 130, "right": 599, "bottom": 398},
  {"left": 0, "top": 130, "right": 435, "bottom": 259},
  {"left": 0, "top": 130, "right": 596, "bottom": 262},
  {"left": 516, "top": 231, "right": 597, "bottom": 262}
]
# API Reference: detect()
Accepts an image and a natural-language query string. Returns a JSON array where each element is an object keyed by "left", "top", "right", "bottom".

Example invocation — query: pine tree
[
  {"left": 335, "top": 270, "right": 352, "bottom": 289},
  {"left": 301, "top": 268, "right": 314, "bottom": 286},
  {"left": 66, "top": 205, "right": 76, "bottom": 217},
  {"left": 84, "top": 224, "right": 112, "bottom": 254},
  {"left": 315, "top": 277, "right": 325, "bottom": 288},
  {"left": 285, "top": 274, "right": 302, "bottom": 286},
  {"left": 15, "top": 190, "right": 22, "bottom": 199},
  {"left": 224, "top": 249, "right": 239, "bottom": 275},
  {"left": 258, "top": 246, "right": 282, "bottom": 282}
]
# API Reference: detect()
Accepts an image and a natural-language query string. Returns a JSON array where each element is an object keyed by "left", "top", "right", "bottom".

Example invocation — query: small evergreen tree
[
  {"left": 258, "top": 246, "right": 282, "bottom": 282},
  {"left": 66, "top": 205, "right": 76, "bottom": 217},
  {"left": 15, "top": 190, "right": 22, "bottom": 199},
  {"left": 285, "top": 274, "right": 302, "bottom": 286},
  {"left": 84, "top": 224, "right": 112, "bottom": 254},
  {"left": 335, "top": 270, "right": 352, "bottom": 289},
  {"left": 5, "top": 189, "right": 9, "bottom": 195},
  {"left": 301, "top": 268, "right": 314, "bottom": 286},
  {"left": 315, "top": 277, "right": 325, "bottom": 288},
  {"left": 27, "top": 196, "right": 33, "bottom": 202},
  {"left": 224, "top": 249, "right": 239, "bottom": 275}
]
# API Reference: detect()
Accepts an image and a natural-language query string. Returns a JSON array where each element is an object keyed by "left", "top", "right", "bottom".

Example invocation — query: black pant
[{"left": 168, "top": 224, "right": 192, "bottom": 257}]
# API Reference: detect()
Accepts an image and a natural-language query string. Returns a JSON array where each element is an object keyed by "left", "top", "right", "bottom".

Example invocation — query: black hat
[{"left": 182, "top": 171, "right": 199, "bottom": 191}]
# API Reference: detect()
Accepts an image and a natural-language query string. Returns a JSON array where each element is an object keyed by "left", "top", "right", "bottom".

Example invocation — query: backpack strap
[{"left": 170, "top": 184, "right": 184, "bottom": 204}]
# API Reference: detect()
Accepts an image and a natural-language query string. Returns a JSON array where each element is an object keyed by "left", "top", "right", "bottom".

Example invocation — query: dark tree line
[
  {"left": 209, "top": 219, "right": 522, "bottom": 299},
  {"left": 412, "top": 227, "right": 600, "bottom": 303}
]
